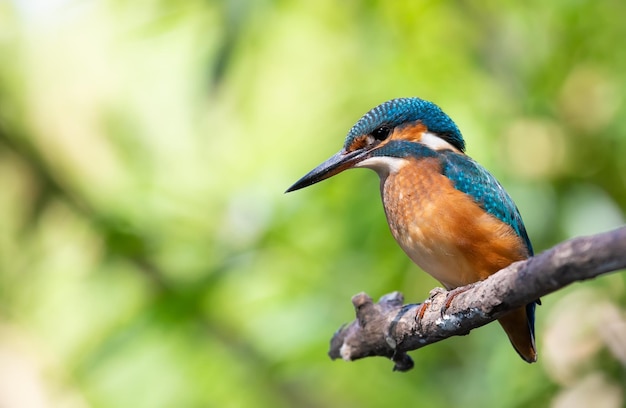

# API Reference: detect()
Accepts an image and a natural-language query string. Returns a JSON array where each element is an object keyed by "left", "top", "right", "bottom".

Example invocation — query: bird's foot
[
  {"left": 440, "top": 284, "right": 476, "bottom": 317},
  {"left": 414, "top": 302, "right": 429, "bottom": 331},
  {"left": 415, "top": 287, "right": 447, "bottom": 330}
]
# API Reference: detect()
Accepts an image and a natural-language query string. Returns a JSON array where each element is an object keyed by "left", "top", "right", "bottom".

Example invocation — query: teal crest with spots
[{"left": 346, "top": 98, "right": 465, "bottom": 152}]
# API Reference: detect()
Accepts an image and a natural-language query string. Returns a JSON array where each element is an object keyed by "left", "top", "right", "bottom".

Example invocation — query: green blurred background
[{"left": 0, "top": 1, "right": 625, "bottom": 407}]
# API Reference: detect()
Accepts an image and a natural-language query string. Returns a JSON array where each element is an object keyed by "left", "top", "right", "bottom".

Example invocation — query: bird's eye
[{"left": 371, "top": 126, "right": 391, "bottom": 141}]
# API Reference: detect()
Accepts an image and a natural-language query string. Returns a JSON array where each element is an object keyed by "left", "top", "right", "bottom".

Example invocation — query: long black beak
[{"left": 285, "top": 149, "right": 367, "bottom": 193}]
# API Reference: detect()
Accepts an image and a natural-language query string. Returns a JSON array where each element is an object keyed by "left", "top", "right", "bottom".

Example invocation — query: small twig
[{"left": 328, "top": 227, "right": 626, "bottom": 371}]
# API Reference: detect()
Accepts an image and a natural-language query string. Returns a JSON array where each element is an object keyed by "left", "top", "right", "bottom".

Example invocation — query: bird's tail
[{"left": 497, "top": 303, "right": 537, "bottom": 363}]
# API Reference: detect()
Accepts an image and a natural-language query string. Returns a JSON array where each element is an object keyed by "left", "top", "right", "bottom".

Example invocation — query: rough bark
[{"left": 328, "top": 227, "right": 626, "bottom": 371}]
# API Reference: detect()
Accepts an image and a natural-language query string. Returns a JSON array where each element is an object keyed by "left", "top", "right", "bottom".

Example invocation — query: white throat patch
[{"left": 355, "top": 156, "right": 407, "bottom": 177}]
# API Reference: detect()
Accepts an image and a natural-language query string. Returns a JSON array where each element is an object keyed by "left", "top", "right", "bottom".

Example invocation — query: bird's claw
[
  {"left": 440, "top": 284, "right": 475, "bottom": 317},
  {"left": 415, "top": 287, "right": 448, "bottom": 330}
]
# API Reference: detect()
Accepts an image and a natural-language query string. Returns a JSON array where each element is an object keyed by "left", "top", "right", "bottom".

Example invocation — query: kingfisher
[{"left": 286, "top": 97, "right": 538, "bottom": 363}]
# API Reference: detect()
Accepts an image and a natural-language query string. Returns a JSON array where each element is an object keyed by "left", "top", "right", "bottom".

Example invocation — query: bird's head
[{"left": 286, "top": 97, "right": 465, "bottom": 192}]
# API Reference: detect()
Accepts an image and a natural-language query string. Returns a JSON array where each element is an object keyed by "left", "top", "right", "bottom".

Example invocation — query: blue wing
[
  {"left": 441, "top": 151, "right": 533, "bottom": 256},
  {"left": 441, "top": 150, "right": 538, "bottom": 339}
]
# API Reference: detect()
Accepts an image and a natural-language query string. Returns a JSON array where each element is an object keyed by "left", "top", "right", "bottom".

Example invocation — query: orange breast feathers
[{"left": 381, "top": 157, "right": 529, "bottom": 289}]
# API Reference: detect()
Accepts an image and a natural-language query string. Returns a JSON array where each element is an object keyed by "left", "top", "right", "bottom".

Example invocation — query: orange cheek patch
[
  {"left": 349, "top": 122, "right": 428, "bottom": 152},
  {"left": 391, "top": 122, "right": 428, "bottom": 143},
  {"left": 348, "top": 135, "right": 371, "bottom": 152}
]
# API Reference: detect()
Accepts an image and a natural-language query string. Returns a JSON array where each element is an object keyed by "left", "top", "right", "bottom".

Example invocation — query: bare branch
[{"left": 328, "top": 227, "right": 626, "bottom": 371}]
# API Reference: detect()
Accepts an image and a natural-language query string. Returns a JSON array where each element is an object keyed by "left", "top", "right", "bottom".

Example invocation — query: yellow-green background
[{"left": 0, "top": 1, "right": 625, "bottom": 407}]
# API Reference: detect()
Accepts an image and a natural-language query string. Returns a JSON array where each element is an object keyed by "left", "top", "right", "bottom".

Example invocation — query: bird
[{"left": 286, "top": 97, "right": 538, "bottom": 363}]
